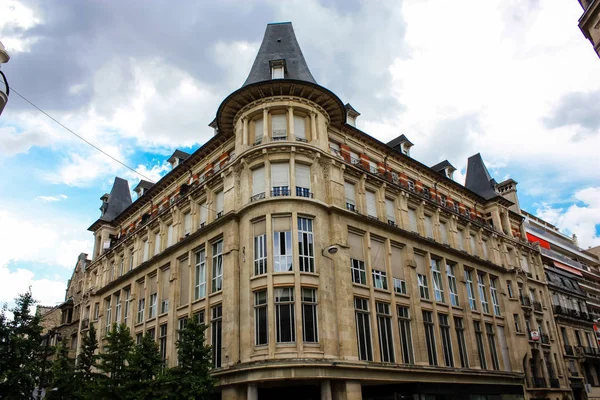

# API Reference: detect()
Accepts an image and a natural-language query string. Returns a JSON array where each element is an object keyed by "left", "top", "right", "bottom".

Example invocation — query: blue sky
[{"left": 0, "top": 0, "right": 599, "bottom": 307}]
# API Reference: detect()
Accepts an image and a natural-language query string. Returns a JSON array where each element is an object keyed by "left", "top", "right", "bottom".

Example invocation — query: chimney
[{"left": 497, "top": 179, "right": 521, "bottom": 214}]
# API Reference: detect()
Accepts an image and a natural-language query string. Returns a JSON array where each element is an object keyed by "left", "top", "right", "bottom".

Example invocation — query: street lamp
[{"left": 36, "top": 329, "right": 62, "bottom": 400}]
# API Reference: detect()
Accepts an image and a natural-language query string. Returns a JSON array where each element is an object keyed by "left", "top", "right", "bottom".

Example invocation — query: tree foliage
[
  {"left": 124, "top": 333, "right": 164, "bottom": 400},
  {"left": 0, "top": 289, "right": 45, "bottom": 400},
  {"left": 46, "top": 341, "right": 77, "bottom": 400},
  {"left": 95, "top": 323, "right": 134, "bottom": 399},
  {"left": 75, "top": 323, "right": 100, "bottom": 400}
]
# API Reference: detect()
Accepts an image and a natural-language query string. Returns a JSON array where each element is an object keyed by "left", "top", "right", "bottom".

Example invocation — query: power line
[{"left": 10, "top": 87, "right": 155, "bottom": 183}]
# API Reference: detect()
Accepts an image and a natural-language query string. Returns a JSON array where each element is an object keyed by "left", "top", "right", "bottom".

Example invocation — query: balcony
[
  {"left": 541, "top": 333, "right": 550, "bottom": 345},
  {"left": 271, "top": 186, "right": 290, "bottom": 197},
  {"left": 532, "top": 377, "right": 547, "bottom": 388},
  {"left": 565, "top": 345, "right": 575, "bottom": 356},
  {"left": 251, "top": 192, "right": 266, "bottom": 202},
  {"left": 520, "top": 295, "right": 532, "bottom": 308},
  {"left": 295, "top": 187, "right": 313, "bottom": 198},
  {"left": 578, "top": 346, "right": 600, "bottom": 358},
  {"left": 346, "top": 202, "right": 356, "bottom": 212},
  {"left": 549, "top": 378, "right": 560, "bottom": 388},
  {"left": 541, "top": 247, "right": 584, "bottom": 271},
  {"left": 81, "top": 318, "right": 90, "bottom": 330},
  {"left": 533, "top": 301, "right": 543, "bottom": 312}
]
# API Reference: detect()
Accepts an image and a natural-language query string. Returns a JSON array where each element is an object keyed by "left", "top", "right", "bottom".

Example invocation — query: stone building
[
  {"left": 74, "top": 22, "right": 572, "bottom": 400},
  {"left": 577, "top": 0, "right": 600, "bottom": 58}
]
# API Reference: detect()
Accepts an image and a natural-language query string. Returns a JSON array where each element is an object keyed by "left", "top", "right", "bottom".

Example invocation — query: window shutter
[
  {"left": 348, "top": 232, "right": 364, "bottom": 261},
  {"left": 184, "top": 213, "right": 191, "bottom": 235},
  {"left": 150, "top": 275, "right": 157, "bottom": 295},
  {"left": 424, "top": 216, "right": 433, "bottom": 238},
  {"left": 252, "top": 167, "right": 265, "bottom": 196},
  {"left": 391, "top": 246, "right": 404, "bottom": 279},
  {"left": 440, "top": 222, "right": 448, "bottom": 244},
  {"left": 414, "top": 253, "right": 426, "bottom": 275},
  {"left": 457, "top": 229, "right": 465, "bottom": 250},
  {"left": 294, "top": 116, "right": 306, "bottom": 140},
  {"left": 295, "top": 164, "right": 310, "bottom": 189},
  {"left": 143, "top": 240, "right": 149, "bottom": 262},
  {"left": 215, "top": 191, "right": 224, "bottom": 213},
  {"left": 178, "top": 260, "right": 189, "bottom": 306},
  {"left": 271, "top": 163, "right": 289, "bottom": 188},
  {"left": 521, "top": 255, "right": 529, "bottom": 273},
  {"left": 154, "top": 232, "right": 161, "bottom": 254},
  {"left": 366, "top": 191, "right": 377, "bottom": 217},
  {"left": 344, "top": 182, "right": 356, "bottom": 203},
  {"left": 385, "top": 199, "right": 395, "bottom": 221},
  {"left": 272, "top": 216, "right": 291, "bottom": 232},
  {"left": 370, "top": 239, "right": 385, "bottom": 271},
  {"left": 271, "top": 114, "right": 287, "bottom": 137},
  {"left": 254, "top": 119, "right": 264, "bottom": 142},
  {"left": 199, "top": 203, "right": 207, "bottom": 224},
  {"left": 408, "top": 208, "right": 418, "bottom": 232},
  {"left": 254, "top": 220, "right": 266, "bottom": 236}
]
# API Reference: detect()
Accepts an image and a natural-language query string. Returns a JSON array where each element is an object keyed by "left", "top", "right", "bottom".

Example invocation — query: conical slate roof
[
  {"left": 100, "top": 177, "right": 132, "bottom": 222},
  {"left": 465, "top": 153, "right": 498, "bottom": 200},
  {"left": 243, "top": 22, "right": 316, "bottom": 87}
]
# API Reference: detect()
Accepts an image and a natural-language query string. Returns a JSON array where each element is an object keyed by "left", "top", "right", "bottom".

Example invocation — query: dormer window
[{"left": 270, "top": 60, "right": 286, "bottom": 79}]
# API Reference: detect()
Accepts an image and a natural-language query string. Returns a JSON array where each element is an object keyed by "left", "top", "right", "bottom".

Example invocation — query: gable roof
[
  {"left": 243, "top": 22, "right": 316, "bottom": 87},
  {"left": 431, "top": 160, "right": 456, "bottom": 174},
  {"left": 465, "top": 153, "right": 498, "bottom": 200},
  {"left": 386, "top": 134, "right": 413, "bottom": 150},
  {"left": 167, "top": 150, "right": 191, "bottom": 164},
  {"left": 133, "top": 180, "right": 154, "bottom": 193}
]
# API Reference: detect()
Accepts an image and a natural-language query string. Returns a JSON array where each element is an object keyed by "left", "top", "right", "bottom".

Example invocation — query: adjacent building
[
  {"left": 67, "top": 22, "right": 582, "bottom": 400},
  {"left": 577, "top": 0, "right": 600, "bottom": 58}
]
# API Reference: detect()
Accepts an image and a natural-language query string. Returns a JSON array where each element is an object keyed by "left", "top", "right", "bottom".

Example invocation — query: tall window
[
  {"left": 105, "top": 298, "right": 112, "bottom": 334},
  {"left": 397, "top": 306, "right": 414, "bottom": 364},
  {"left": 457, "top": 229, "right": 465, "bottom": 251},
  {"left": 344, "top": 182, "right": 356, "bottom": 211},
  {"left": 160, "top": 268, "right": 170, "bottom": 314},
  {"left": 123, "top": 287, "right": 131, "bottom": 326},
  {"left": 211, "top": 305, "right": 222, "bottom": 368},
  {"left": 507, "top": 281, "right": 514, "bottom": 298},
  {"left": 295, "top": 164, "right": 311, "bottom": 198},
  {"left": 439, "top": 222, "right": 449, "bottom": 244},
  {"left": 253, "top": 220, "right": 267, "bottom": 275},
  {"left": 423, "top": 310, "right": 437, "bottom": 366},
  {"left": 114, "top": 293, "right": 121, "bottom": 324},
  {"left": 167, "top": 224, "right": 174, "bottom": 247},
  {"left": 271, "top": 163, "right": 290, "bottom": 196},
  {"left": 211, "top": 240, "right": 223, "bottom": 292},
  {"left": 478, "top": 273, "right": 490, "bottom": 314},
  {"left": 148, "top": 276, "right": 157, "bottom": 319},
  {"left": 408, "top": 208, "right": 418, "bottom": 232},
  {"left": 294, "top": 115, "right": 306, "bottom": 141},
  {"left": 474, "top": 321, "right": 487, "bottom": 369},
  {"left": 143, "top": 240, "right": 149, "bottom": 262},
  {"left": 194, "top": 249, "right": 206, "bottom": 299},
  {"left": 215, "top": 190, "right": 224, "bottom": 218},
  {"left": 446, "top": 263, "right": 459, "bottom": 306},
  {"left": 486, "top": 323, "right": 500, "bottom": 370},
  {"left": 349, "top": 232, "right": 366, "bottom": 285},
  {"left": 371, "top": 238, "right": 387, "bottom": 290},
  {"left": 252, "top": 166, "right": 265, "bottom": 201},
  {"left": 254, "top": 291, "right": 268, "bottom": 346},
  {"left": 354, "top": 297, "right": 373, "bottom": 361},
  {"left": 376, "top": 302, "right": 394, "bottom": 363},
  {"left": 490, "top": 277, "right": 501, "bottom": 316},
  {"left": 439, "top": 314, "right": 454, "bottom": 367},
  {"left": 199, "top": 202, "right": 207, "bottom": 228},
  {"left": 424, "top": 215, "right": 434, "bottom": 238},
  {"left": 253, "top": 118, "right": 264, "bottom": 144},
  {"left": 183, "top": 212, "right": 192, "bottom": 236},
  {"left": 302, "top": 288, "right": 318, "bottom": 343},
  {"left": 366, "top": 190, "right": 377, "bottom": 218},
  {"left": 159, "top": 324, "right": 168, "bottom": 364},
  {"left": 119, "top": 257, "right": 124, "bottom": 277},
  {"left": 275, "top": 288, "right": 295, "bottom": 343},
  {"left": 136, "top": 281, "right": 145, "bottom": 324},
  {"left": 454, "top": 317, "right": 469, "bottom": 368},
  {"left": 465, "top": 269, "right": 477, "bottom": 310},
  {"left": 385, "top": 198, "right": 395, "bottom": 225},
  {"left": 298, "top": 217, "right": 314, "bottom": 272},
  {"left": 273, "top": 216, "right": 293, "bottom": 272},
  {"left": 391, "top": 245, "right": 407, "bottom": 295},
  {"left": 178, "top": 257, "right": 189, "bottom": 306},
  {"left": 415, "top": 253, "right": 429, "bottom": 300},
  {"left": 431, "top": 258, "right": 445, "bottom": 302},
  {"left": 271, "top": 114, "right": 287, "bottom": 140}
]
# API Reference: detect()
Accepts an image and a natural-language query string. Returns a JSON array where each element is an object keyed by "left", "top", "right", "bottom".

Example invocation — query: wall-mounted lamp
[{"left": 322, "top": 245, "right": 339, "bottom": 256}]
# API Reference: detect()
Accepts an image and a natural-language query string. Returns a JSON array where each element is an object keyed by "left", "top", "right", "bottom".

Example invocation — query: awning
[
  {"left": 526, "top": 233, "right": 550, "bottom": 249},
  {"left": 553, "top": 260, "right": 583, "bottom": 277}
]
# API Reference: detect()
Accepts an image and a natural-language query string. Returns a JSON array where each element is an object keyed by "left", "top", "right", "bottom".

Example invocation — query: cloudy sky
[{"left": 1, "top": 0, "right": 599, "bottom": 308}]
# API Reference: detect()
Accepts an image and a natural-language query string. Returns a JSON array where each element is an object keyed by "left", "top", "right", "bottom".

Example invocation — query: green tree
[
  {"left": 0, "top": 290, "right": 45, "bottom": 400},
  {"left": 164, "top": 317, "right": 215, "bottom": 400},
  {"left": 96, "top": 323, "right": 134, "bottom": 399},
  {"left": 46, "top": 341, "right": 77, "bottom": 400},
  {"left": 125, "top": 333, "right": 164, "bottom": 400},
  {"left": 75, "top": 323, "right": 99, "bottom": 399}
]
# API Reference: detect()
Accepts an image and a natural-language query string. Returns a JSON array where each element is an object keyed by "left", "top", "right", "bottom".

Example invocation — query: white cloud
[
  {"left": 0, "top": 264, "right": 66, "bottom": 308},
  {"left": 125, "top": 160, "right": 171, "bottom": 185},
  {"left": 536, "top": 187, "right": 600, "bottom": 249},
  {"left": 0, "top": 0, "right": 40, "bottom": 52},
  {"left": 37, "top": 194, "right": 67, "bottom": 202}
]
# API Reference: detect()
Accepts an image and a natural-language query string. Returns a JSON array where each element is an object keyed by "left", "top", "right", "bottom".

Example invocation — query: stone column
[
  {"left": 310, "top": 112, "right": 317, "bottom": 142},
  {"left": 321, "top": 380, "right": 332, "bottom": 400},
  {"left": 288, "top": 106, "right": 294, "bottom": 139},
  {"left": 263, "top": 108, "right": 269, "bottom": 142},
  {"left": 242, "top": 117, "right": 248, "bottom": 146},
  {"left": 247, "top": 383, "right": 258, "bottom": 400}
]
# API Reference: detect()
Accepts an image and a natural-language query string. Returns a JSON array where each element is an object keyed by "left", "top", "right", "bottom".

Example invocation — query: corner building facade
[{"left": 80, "top": 23, "right": 572, "bottom": 400}]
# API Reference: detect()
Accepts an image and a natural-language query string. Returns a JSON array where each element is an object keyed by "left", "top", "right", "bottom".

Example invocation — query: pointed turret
[
  {"left": 465, "top": 153, "right": 498, "bottom": 200},
  {"left": 243, "top": 22, "right": 316, "bottom": 87},
  {"left": 98, "top": 177, "right": 132, "bottom": 222}
]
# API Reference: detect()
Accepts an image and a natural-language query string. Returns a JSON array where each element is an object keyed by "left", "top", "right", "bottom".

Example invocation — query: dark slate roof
[
  {"left": 465, "top": 153, "right": 498, "bottom": 200},
  {"left": 431, "top": 160, "right": 456, "bottom": 174},
  {"left": 242, "top": 22, "right": 316, "bottom": 87},
  {"left": 133, "top": 180, "right": 154, "bottom": 193},
  {"left": 100, "top": 177, "right": 132, "bottom": 222},
  {"left": 345, "top": 103, "right": 361, "bottom": 116},
  {"left": 167, "top": 150, "right": 191, "bottom": 164},
  {"left": 386, "top": 134, "right": 414, "bottom": 150}
]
